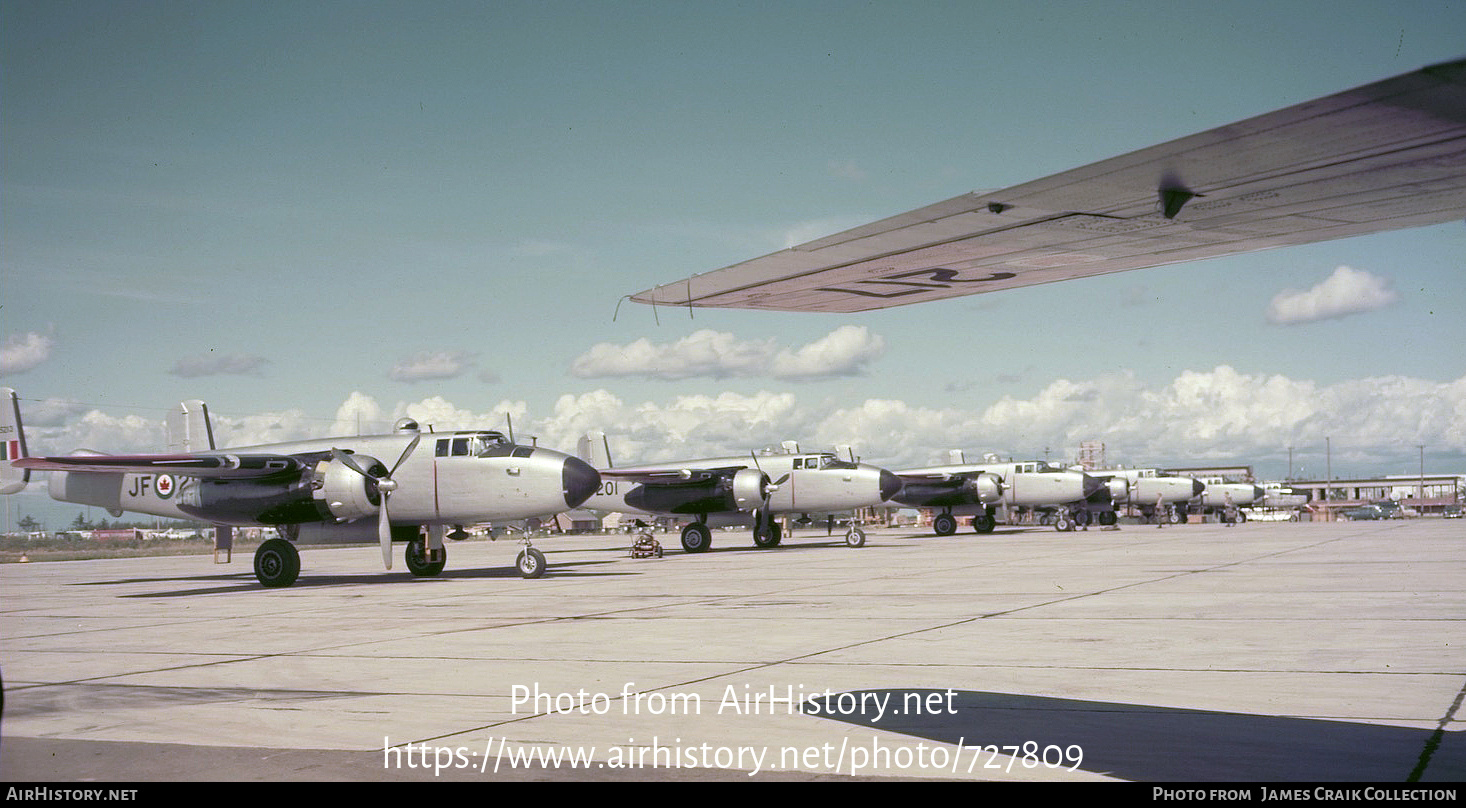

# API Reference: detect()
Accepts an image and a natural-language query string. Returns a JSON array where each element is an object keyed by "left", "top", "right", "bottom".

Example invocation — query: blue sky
[{"left": 3, "top": 1, "right": 1465, "bottom": 525}]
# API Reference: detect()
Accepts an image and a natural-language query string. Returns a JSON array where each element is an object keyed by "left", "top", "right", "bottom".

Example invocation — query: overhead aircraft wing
[
  {"left": 629, "top": 58, "right": 1466, "bottom": 313},
  {"left": 13, "top": 453, "right": 310, "bottom": 479}
]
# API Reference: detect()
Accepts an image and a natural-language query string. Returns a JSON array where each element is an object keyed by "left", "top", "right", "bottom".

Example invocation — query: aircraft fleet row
[
  {"left": 5, "top": 58, "right": 1464, "bottom": 588},
  {"left": 4, "top": 386, "right": 1265, "bottom": 588}
]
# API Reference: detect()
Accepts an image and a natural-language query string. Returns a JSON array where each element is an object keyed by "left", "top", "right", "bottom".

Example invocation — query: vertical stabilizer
[
  {"left": 166, "top": 400, "right": 216, "bottom": 452},
  {"left": 1, "top": 388, "right": 31, "bottom": 494},
  {"left": 577, "top": 431, "right": 613, "bottom": 468}
]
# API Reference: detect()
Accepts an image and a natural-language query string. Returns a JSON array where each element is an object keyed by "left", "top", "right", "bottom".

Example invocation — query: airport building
[{"left": 1281, "top": 474, "right": 1463, "bottom": 519}]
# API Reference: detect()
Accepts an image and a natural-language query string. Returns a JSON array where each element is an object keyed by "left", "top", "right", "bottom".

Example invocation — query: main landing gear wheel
[
  {"left": 254, "top": 538, "right": 300, "bottom": 588},
  {"left": 681, "top": 522, "right": 712, "bottom": 553},
  {"left": 516, "top": 547, "right": 547, "bottom": 579},
  {"left": 844, "top": 527, "right": 866, "bottom": 548},
  {"left": 1053, "top": 512, "right": 1075, "bottom": 532},
  {"left": 405, "top": 538, "right": 446, "bottom": 577},
  {"left": 932, "top": 513, "right": 958, "bottom": 536},
  {"left": 1098, "top": 510, "right": 1117, "bottom": 526},
  {"left": 753, "top": 522, "right": 781, "bottom": 548},
  {"left": 972, "top": 514, "right": 996, "bottom": 534}
]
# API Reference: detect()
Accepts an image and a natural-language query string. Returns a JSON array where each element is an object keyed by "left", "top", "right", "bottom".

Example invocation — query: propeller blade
[
  {"left": 332, "top": 448, "right": 373, "bottom": 479},
  {"left": 379, "top": 490, "right": 394, "bottom": 570},
  {"left": 388, "top": 433, "right": 420, "bottom": 476}
]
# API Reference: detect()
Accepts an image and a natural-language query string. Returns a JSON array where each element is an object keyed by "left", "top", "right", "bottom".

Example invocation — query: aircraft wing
[
  {"left": 599, "top": 465, "right": 750, "bottom": 485},
  {"left": 629, "top": 58, "right": 1466, "bottom": 313},
  {"left": 13, "top": 453, "right": 309, "bottom": 479}
]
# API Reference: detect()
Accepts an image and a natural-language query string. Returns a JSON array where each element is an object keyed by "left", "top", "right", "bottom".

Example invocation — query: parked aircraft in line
[
  {"left": 896, "top": 451, "right": 1109, "bottom": 533},
  {"left": 577, "top": 432, "right": 902, "bottom": 551},
  {"left": 1085, "top": 467, "right": 1205, "bottom": 524},
  {"left": 627, "top": 59, "right": 1466, "bottom": 314},
  {"left": 1, "top": 389, "right": 601, "bottom": 587},
  {"left": 1196, "top": 477, "right": 1267, "bottom": 522}
]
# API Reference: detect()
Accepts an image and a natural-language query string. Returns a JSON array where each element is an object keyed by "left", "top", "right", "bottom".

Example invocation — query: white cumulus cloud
[
  {"left": 1266, "top": 265, "right": 1398, "bottom": 325},
  {"left": 0, "top": 332, "right": 54, "bottom": 375},
  {"left": 570, "top": 326, "right": 884, "bottom": 381}
]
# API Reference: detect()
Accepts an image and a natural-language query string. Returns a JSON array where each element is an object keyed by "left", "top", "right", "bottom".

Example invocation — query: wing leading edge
[
  {"left": 629, "top": 58, "right": 1466, "bottom": 313},
  {"left": 13, "top": 453, "right": 310, "bottom": 479}
]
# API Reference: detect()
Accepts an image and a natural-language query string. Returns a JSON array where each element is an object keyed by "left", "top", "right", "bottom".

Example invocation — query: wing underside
[{"left": 630, "top": 58, "right": 1466, "bottom": 313}]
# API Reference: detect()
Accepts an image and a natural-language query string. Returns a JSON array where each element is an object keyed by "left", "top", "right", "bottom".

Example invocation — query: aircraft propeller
[
  {"left": 749, "top": 452, "right": 789, "bottom": 539},
  {"left": 332, "top": 433, "right": 421, "bottom": 569}
]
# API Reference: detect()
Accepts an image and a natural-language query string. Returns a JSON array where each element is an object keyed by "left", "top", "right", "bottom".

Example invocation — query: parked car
[
  {"left": 1340, "top": 504, "right": 1386, "bottom": 521},
  {"left": 1444, "top": 505, "right": 1462, "bottom": 519}
]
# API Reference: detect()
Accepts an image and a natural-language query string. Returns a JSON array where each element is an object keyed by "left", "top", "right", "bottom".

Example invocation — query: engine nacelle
[
  {"left": 963, "top": 472, "right": 1003, "bottom": 504},
  {"left": 728, "top": 468, "right": 770, "bottom": 513},
  {"left": 1105, "top": 477, "right": 1129, "bottom": 503},
  {"left": 625, "top": 468, "right": 771, "bottom": 516},
  {"left": 312, "top": 455, "right": 385, "bottom": 521}
]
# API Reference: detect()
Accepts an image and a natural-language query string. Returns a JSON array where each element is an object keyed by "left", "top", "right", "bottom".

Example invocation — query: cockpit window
[
  {"left": 436, "top": 432, "right": 512, "bottom": 458},
  {"left": 817, "top": 454, "right": 857, "bottom": 470}
]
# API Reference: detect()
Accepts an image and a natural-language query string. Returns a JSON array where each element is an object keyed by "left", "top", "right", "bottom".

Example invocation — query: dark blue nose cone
[{"left": 563, "top": 456, "right": 601, "bottom": 508}]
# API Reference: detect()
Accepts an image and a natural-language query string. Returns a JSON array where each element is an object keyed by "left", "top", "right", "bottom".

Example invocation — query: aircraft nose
[
  {"left": 562, "top": 456, "right": 601, "bottom": 508},
  {"left": 1192, "top": 478, "right": 1206, "bottom": 497},
  {"left": 879, "top": 469, "right": 903, "bottom": 501}
]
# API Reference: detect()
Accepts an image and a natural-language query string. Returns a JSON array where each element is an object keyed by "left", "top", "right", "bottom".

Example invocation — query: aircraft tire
[
  {"left": 1098, "top": 511, "right": 1117, "bottom": 526},
  {"left": 753, "top": 523, "right": 780, "bottom": 548},
  {"left": 516, "top": 548, "right": 547, "bottom": 579},
  {"left": 972, "top": 514, "right": 995, "bottom": 534},
  {"left": 405, "top": 538, "right": 446, "bottom": 577},
  {"left": 1054, "top": 513, "right": 1074, "bottom": 532},
  {"left": 254, "top": 538, "right": 300, "bottom": 588},
  {"left": 932, "top": 513, "right": 958, "bottom": 536},
  {"left": 681, "top": 523, "right": 712, "bottom": 553},
  {"left": 844, "top": 527, "right": 866, "bottom": 548}
]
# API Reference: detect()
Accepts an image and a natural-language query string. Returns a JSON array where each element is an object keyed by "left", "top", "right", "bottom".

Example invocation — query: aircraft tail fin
[
  {"left": 166, "top": 399, "right": 216, "bottom": 452},
  {"left": 577, "top": 430, "right": 613, "bottom": 469},
  {"left": 1, "top": 388, "right": 32, "bottom": 494}
]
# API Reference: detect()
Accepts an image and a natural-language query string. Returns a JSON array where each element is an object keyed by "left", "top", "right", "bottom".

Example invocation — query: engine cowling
[
  {"left": 312, "top": 454, "right": 386, "bottom": 521},
  {"left": 963, "top": 472, "right": 1003, "bottom": 504},
  {"left": 728, "top": 468, "right": 770, "bottom": 513}
]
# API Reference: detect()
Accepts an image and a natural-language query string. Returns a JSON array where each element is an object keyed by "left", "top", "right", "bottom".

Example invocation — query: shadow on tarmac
[{"left": 804, "top": 688, "right": 1460, "bottom": 781}]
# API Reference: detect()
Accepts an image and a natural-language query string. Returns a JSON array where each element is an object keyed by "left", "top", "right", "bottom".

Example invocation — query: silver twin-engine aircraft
[
  {"left": 1, "top": 389, "right": 601, "bottom": 587},
  {"left": 577, "top": 431, "right": 902, "bottom": 551},
  {"left": 895, "top": 450, "right": 1109, "bottom": 534},
  {"left": 627, "top": 59, "right": 1466, "bottom": 313},
  {"left": 1086, "top": 467, "right": 1205, "bottom": 525}
]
